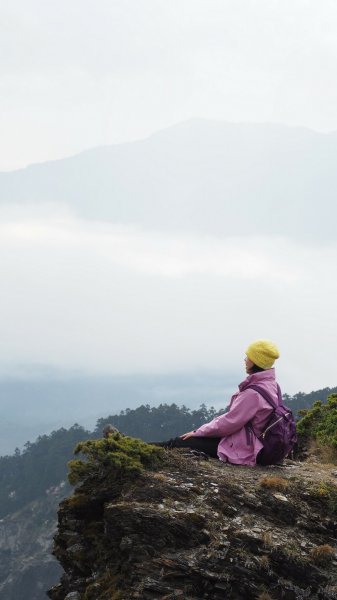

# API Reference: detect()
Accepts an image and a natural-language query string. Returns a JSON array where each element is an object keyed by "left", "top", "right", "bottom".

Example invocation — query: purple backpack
[{"left": 247, "top": 384, "right": 297, "bottom": 465}]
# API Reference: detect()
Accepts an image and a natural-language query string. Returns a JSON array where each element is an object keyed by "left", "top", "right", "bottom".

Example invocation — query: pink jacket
[{"left": 193, "top": 369, "right": 278, "bottom": 466}]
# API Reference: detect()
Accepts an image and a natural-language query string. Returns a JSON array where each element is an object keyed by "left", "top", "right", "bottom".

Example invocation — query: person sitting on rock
[{"left": 156, "top": 340, "right": 281, "bottom": 466}]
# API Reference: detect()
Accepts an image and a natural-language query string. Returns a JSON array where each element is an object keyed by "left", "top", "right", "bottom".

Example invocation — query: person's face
[{"left": 244, "top": 355, "right": 254, "bottom": 374}]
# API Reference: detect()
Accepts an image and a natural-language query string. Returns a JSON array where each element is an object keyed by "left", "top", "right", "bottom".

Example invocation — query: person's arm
[{"left": 187, "top": 390, "right": 260, "bottom": 438}]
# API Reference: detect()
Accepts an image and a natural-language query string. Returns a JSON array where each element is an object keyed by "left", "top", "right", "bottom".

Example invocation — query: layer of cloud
[{"left": 0, "top": 205, "right": 336, "bottom": 394}]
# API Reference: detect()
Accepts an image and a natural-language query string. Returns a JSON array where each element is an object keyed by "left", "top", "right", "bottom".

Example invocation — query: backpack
[{"left": 246, "top": 384, "right": 297, "bottom": 466}]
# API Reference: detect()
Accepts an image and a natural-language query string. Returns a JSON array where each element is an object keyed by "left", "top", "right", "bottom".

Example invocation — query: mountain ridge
[
  {"left": 1, "top": 119, "right": 336, "bottom": 239},
  {"left": 3, "top": 119, "right": 337, "bottom": 172},
  {"left": 4, "top": 118, "right": 337, "bottom": 174}
]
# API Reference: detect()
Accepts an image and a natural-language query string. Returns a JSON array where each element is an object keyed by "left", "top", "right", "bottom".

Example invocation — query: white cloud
[
  {"left": 0, "top": 210, "right": 302, "bottom": 280},
  {"left": 0, "top": 206, "right": 336, "bottom": 394}
]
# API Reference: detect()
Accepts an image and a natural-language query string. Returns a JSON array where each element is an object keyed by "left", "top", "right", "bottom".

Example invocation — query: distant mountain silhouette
[{"left": 1, "top": 119, "right": 336, "bottom": 238}]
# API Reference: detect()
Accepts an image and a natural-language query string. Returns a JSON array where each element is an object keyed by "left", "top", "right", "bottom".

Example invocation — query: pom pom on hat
[{"left": 246, "top": 339, "right": 280, "bottom": 370}]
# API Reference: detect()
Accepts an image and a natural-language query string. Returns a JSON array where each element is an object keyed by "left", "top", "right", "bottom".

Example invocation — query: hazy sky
[
  {"left": 0, "top": 204, "right": 336, "bottom": 395},
  {"left": 2, "top": 0, "right": 337, "bottom": 169},
  {"left": 1, "top": 2, "right": 337, "bottom": 397}
]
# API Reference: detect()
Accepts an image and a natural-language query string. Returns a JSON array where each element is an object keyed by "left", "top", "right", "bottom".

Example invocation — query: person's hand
[{"left": 180, "top": 431, "right": 195, "bottom": 440}]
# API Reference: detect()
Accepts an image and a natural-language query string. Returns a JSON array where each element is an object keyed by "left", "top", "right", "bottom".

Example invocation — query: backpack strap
[
  {"left": 245, "top": 384, "right": 282, "bottom": 410},
  {"left": 244, "top": 384, "right": 282, "bottom": 444}
]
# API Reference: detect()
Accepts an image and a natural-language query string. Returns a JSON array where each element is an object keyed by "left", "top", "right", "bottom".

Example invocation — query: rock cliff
[
  {"left": 48, "top": 436, "right": 337, "bottom": 600},
  {"left": 0, "top": 487, "right": 66, "bottom": 600}
]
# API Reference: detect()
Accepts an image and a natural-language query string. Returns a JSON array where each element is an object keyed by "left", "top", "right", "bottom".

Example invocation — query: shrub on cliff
[
  {"left": 68, "top": 434, "right": 164, "bottom": 488},
  {"left": 297, "top": 393, "right": 337, "bottom": 460}
]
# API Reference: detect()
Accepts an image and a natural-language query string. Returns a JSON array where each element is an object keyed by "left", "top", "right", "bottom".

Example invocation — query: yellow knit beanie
[{"left": 245, "top": 339, "right": 280, "bottom": 370}]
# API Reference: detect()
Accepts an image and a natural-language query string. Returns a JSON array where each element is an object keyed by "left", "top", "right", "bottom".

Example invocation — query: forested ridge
[
  {"left": 0, "top": 404, "right": 218, "bottom": 519},
  {"left": 1, "top": 385, "right": 337, "bottom": 519},
  {"left": 284, "top": 385, "right": 337, "bottom": 411},
  {"left": 0, "top": 425, "right": 90, "bottom": 518}
]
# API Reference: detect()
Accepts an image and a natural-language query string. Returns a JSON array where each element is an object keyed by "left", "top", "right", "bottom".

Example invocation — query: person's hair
[{"left": 250, "top": 363, "right": 265, "bottom": 373}]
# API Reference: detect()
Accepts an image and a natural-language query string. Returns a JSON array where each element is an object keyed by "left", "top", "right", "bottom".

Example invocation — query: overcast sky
[
  {"left": 0, "top": 205, "right": 336, "bottom": 395},
  {"left": 1, "top": 1, "right": 337, "bottom": 397},
  {"left": 2, "top": 0, "right": 337, "bottom": 169}
]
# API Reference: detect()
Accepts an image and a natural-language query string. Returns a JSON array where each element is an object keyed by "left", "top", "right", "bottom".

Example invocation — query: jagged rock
[
  {"left": 0, "top": 491, "right": 66, "bottom": 600},
  {"left": 48, "top": 440, "right": 337, "bottom": 600}
]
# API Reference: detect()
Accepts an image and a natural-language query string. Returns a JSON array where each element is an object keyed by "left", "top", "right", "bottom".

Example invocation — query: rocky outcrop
[
  {"left": 48, "top": 437, "right": 337, "bottom": 600},
  {"left": 0, "top": 487, "right": 67, "bottom": 600}
]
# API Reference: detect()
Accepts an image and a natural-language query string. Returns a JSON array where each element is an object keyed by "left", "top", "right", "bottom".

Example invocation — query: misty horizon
[{"left": 1, "top": 1, "right": 337, "bottom": 461}]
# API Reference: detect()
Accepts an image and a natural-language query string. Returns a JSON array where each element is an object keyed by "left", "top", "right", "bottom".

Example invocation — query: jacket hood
[{"left": 238, "top": 368, "right": 276, "bottom": 392}]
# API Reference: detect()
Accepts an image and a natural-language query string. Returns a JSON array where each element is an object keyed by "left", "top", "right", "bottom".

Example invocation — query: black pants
[{"left": 153, "top": 436, "right": 221, "bottom": 459}]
